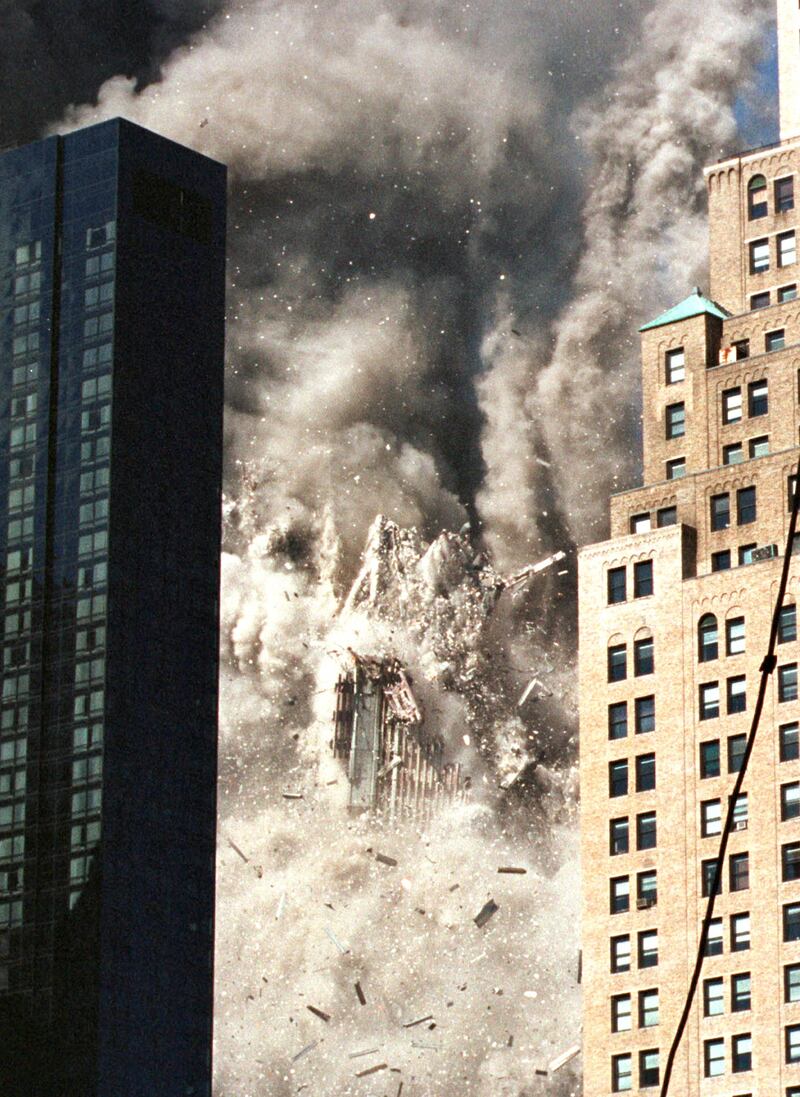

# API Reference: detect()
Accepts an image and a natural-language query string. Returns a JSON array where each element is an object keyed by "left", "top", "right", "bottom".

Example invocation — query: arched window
[
  {"left": 748, "top": 175, "right": 768, "bottom": 220},
  {"left": 699, "top": 614, "right": 718, "bottom": 662}
]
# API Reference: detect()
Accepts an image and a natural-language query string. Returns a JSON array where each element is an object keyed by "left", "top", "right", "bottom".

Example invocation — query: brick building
[{"left": 579, "top": 3, "right": 800, "bottom": 1093}]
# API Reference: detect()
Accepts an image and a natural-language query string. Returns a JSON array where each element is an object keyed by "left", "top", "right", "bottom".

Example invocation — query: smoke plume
[{"left": 0, "top": 0, "right": 773, "bottom": 1092}]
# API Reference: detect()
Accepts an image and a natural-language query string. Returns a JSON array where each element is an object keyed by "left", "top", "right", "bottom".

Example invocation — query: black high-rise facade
[{"left": 0, "top": 119, "right": 226, "bottom": 1096}]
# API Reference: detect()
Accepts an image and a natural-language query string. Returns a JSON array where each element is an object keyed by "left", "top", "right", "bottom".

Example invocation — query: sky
[{"left": 0, "top": 1, "right": 782, "bottom": 1093}]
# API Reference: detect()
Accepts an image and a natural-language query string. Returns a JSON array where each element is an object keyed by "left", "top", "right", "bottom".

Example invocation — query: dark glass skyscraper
[{"left": 0, "top": 119, "right": 226, "bottom": 1096}]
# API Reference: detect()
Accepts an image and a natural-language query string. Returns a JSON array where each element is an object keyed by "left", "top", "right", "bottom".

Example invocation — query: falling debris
[
  {"left": 306, "top": 1005, "right": 331, "bottom": 1023},
  {"left": 548, "top": 1044, "right": 581, "bottom": 1073},
  {"left": 473, "top": 900, "right": 499, "bottom": 929},
  {"left": 502, "top": 550, "right": 567, "bottom": 592},
  {"left": 411, "top": 1041, "right": 439, "bottom": 1050},
  {"left": 534, "top": 1068, "right": 548, "bottom": 1077},
  {"left": 282, "top": 791, "right": 304, "bottom": 800},
  {"left": 517, "top": 677, "right": 553, "bottom": 706},
  {"left": 354, "top": 981, "right": 366, "bottom": 1005},
  {"left": 535, "top": 456, "right": 551, "bottom": 467},
  {"left": 355, "top": 1063, "right": 388, "bottom": 1078},
  {"left": 324, "top": 927, "right": 348, "bottom": 954},
  {"left": 497, "top": 867, "right": 527, "bottom": 875},
  {"left": 349, "top": 1047, "right": 381, "bottom": 1059},
  {"left": 402, "top": 1014, "right": 434, "bottom": 1028},
  {"left": 375, "top": 852, "right": 398, "bottom": 867},
  {"left": 291, "top": 1040, "right": 320, "bottom": 1063},
  {"left": 227, "top": 838, "right": 249, "bottom": 864},
  {"left": 577, "top": 949, "right": 582, "bottom": 984},
  {"left": 275, "top": 892, "right": 286, "bottom": 920}
]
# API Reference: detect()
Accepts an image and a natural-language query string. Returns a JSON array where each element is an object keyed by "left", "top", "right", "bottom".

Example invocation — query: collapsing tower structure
[{"left": 332, "top": 655, "right": 466, "bottom": 820}]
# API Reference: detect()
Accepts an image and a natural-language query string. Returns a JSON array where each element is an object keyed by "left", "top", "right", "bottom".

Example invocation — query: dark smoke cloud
[{"left": 0, "top": 0, "right": 223, "bottom": 146}]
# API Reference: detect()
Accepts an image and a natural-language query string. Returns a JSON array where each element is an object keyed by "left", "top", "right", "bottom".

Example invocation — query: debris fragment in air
[
  {"left": 282, "top": 791, "right": 304, "bottom": 800},
  {"left": 402, "top": 1014, "right": 433, "bottom": 1028},
  {"left": 548, "top": 1044, "right": 581, "bottom": 1073},
  {"left": 306, "top": 1005, "right": 331, "bottom": 1023},
  {"left": 324, "top": 927, "right": 348, "bottom": 954},
  {"left": 474, "top": 900, "right": 499, "bottom": 928},
  {"left": 497, "top": 867, "right": 527, "bottom": 875},
  {"left": 375, "top": 852, "right": 398, "bottom": 867},
  {"left": 291, "top": 1040, "right": 320, "bottom": 1063},
  {"left": 355, "top": 981, "right": 366, "bottom": 1005},
  {"left": 355, "top": 1063, "right": 387, "bottom": 1078}
]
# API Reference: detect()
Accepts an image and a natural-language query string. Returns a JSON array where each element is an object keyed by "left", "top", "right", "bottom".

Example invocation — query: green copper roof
[{"left": 639, "top": 288, "right": 731, "bottom": 332}]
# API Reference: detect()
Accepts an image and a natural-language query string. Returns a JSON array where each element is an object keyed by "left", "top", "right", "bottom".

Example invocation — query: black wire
[{"left": 660, "top": 456, "right": 800, "bottom": 1095}]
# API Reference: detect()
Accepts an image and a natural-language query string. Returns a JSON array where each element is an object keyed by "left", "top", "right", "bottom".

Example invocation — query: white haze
[{"left": 56, "top": 0, "right": 772, "bottom": 1092}]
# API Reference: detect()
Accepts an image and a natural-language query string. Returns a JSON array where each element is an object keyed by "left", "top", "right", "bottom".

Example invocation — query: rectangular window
[
  {"left": 732, "top": 793, "right": 748, "bottom": 829},
  {"left": 750, "top": 290, "right": 770, "bottom": 309},
  {"left": 666, "top": 458, "right": 686, "bottom": 480},
  {"left": 635, "top": 695, "right": 655, "bottom": 734},
  {"left": 786, "top": 902, "right": 800, "bottom": 942},
  {"left": 611, "top": 993, "right": 632, "bottom": 1033},
  {"left": 727, "top": 617, "right": 745, "bottom": 655},
  {"left": 786, "top": 963, "right": 800, "bottom": 1002},
  {"left": 701, "top": 739, "right": 721, "bottom": 777},
  {"left": 783, "top": 782, "right": 800, "bottom": 821},
  {"left": 703, "top": 858, "right": 722, "bottom": 897},
  {"left": 611, "top": 934, "right": 631, "bottom": 973},
  {"left": 609, "top": 760, "right": 629, "bottom": 798},
  {"left": 731, "top": 912, "right": 751, "bottom": 952},
  {"left": 656, "top": 505, "right": 677, "bottom": 527},
  {"left": 732, "top": 1032, "right": 752, "bottom": 1072},
  {"left": 723, "top": 442, "right": 743, "bottom": 465},
  {"left": 666, "top": 347, "right": 685, "bottom": 383},
  {"left": 610, "top": 876, "right": 630, "bottom": 914},
  {"left": 723, "top": 387, "right": 743, "bottom": 424},
  {"left": 712, "top": 550, "right": 731, "bottom": 572},
  {"left": 782, "top": 723, "right": 800, "bottom": 761},
  {"left": 730, "top": 852, "right": 749, "bottom": 892},
  {"left": 748, "top": 434, "right": 769, "bottom": 458},
  {"left": 732, "top": 972, "right": 751, "bottom": 1012},
  {"left": 702, "top": 799, "right": 722, "bottom": 838},
  {"left": 610, "top": 817, "right": 629, "bottom": 855},
  {"left": 704, "top": 1036, "right": 725, "bottom": 1077},
  {"left": 666, "top": 403, "right": 685, "bottom": 439},
  {"left": 609, "top": 701, "right": 628, "bottom": 740},
  {"left": 780, "top": 604, "right": 797, "bottom": 643},
  {"left": 704, "top": 976, "right": 724, "bottom": 1016},
  {"left": 788, "top": 1025, "right": 800, "bottom": 1065},
  {"left": 700, "top": 683, "right": 720, "bottom": 721},
  {"left": 711, "top": 493, "right": 731, "bottom": 531},
  {"left": 780, "top": 664, "right": 799, "bottom": 703},
  {"left": 637, "top": 811, "right": 657, "bottom": 850},
  {"left": 784, "top": 842, "right": 800, "bottom": 881},
  {"left": 630, "top": 512, "right": 651, "bottom": 533},
  {"left": 633, "top": 560, "right": 653, "bottom": 598},
  {"left": 780, "top": 282, "right": 798, "bottom": 302},
  {"left": 636, "top": 754, "right": 656, "bottom": 792},
  {"left": 737, "top": 486, "right": 756, "bottom": 525},
  {"left": 608, "top": 644, "right": 627, "bottom": 682},
  {"left": 789, "top": 474, "right": 799, "bottom": 512},
  {"left": 639, "top": 1049, "right": 659, "bottom": 1088},
  {"left": 637, "top": 870, "right": 657, "bottom": 907},
  {"left": 728, "top": 734, "right": 747, "bottom": 774},
  {"left": 739, "top": 543, "right": 757, "bottom": 566},
  {"left": 639, "top": 989, "right": 659, "bottom": 1028},
  {"left": 780, "top": 230, "right": 797, "bottom": 267},
  {"left": 608, "top": 566, "right": 626, "bottom": 604},
  {"left": 727, "top": 675, "right": 747, "bottom": 714},
  {"left": 750, "top": 238, "right": 769, "bottom": 273},
  {"left": 733, "top": 338, "right": 750, "bottom": 360},
  {"left": 777, "top": 176, "right": 795, "bottom": 212},
  {"left": 612, "top": 1053, "right": 632, "bottom": 1093},
  {"left": 706, "top": 917, "right": 723, "bottom": 956},
  {"left": 767, "top": 328, "right": 786, "bottom": 352},
  {"left": 748, "top": 378, "right": 768, "bottom": 417},
  {"left": 634, "top": 638, "right": 654, "bottom": 676},
  {"left": 638, "top": 929, "right": 658, "bottom": 968}
]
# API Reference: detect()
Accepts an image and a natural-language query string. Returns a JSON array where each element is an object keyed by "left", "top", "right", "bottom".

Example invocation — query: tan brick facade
[{"left": 580, "top": 135, "right": 800, "bottom": 1094}]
